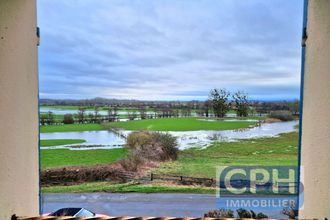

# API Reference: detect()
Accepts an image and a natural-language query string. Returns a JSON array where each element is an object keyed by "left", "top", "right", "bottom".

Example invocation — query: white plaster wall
[
  {"left": 0, "top": 0, "right": 39, "bottom": 218},
  {"left": 299, "top": 0, "right": 330, "bottom": 218}
]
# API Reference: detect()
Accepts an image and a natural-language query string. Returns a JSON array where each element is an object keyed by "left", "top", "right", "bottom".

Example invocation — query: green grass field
[
  {"left": 105, "top": 117, "right": 257, "bottom": 131},
  {"left": 40, "top": 117, "right": 258, "bottom": 133},
  {"left": 40, "top": 113, "right": 64, "bottom": 120},
  {"left": 42, "top": 181, "right": 214, "bottom": 194},
  {"left": 41, "top": 181, "right": 294, "bottom": 195},
  {"left": 40, "top": 132, "right": 298, "bottom": 174},
  {"left": 40, "top": 139, "right": 85, "bottom": 146},
  {"left": 41, "top": 131, "right": 298, "bottom": 193},
  {"left": 41, "top": 148, "right": 127, "bottom": 169},
  {"left": 40, "top": 123, "right": 104, "bottom": 133},
  {"left": 152, "top": 132, "right": 298, "bottom": 178}
]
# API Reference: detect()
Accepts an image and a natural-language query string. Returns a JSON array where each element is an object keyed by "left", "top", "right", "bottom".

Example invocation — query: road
[{"left": 42, "top": 193, "right": 293, "bottom": 218}]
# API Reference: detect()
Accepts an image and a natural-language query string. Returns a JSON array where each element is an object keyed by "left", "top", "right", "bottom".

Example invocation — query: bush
[
  {"left": 119, "top": 151, "right": 144, "bottom": 172},
  {"left": 282, "top": 202, "right": 298, "bottom": 219},
  {"left": 204, "top": 209, "right": 234, "bottom": 218},
  {"left": 269, "top": 110, "right": 294, "bottom": 121},
  {"left": 126, "top": 131, "right": 153, "bottom": 149},
  {"left": 204, "top": 208, "right": 268, "bottom": 219},
  {"left": 236, "top": 208, "right": 268, "bottom": 219},
  {"left": 121, "top": 131, "right": 178, "bottom": 171},
  {"left": 126, "top": 131, "right": 178, "bottom": 161},
  {"left": 152, "top": 132, "right": 178, "bottom": 160},
  {"left": 256, "top": 212, "right": 269, "bottom": 219},
  {"left": 63, "top": 114, "right": 74, "bottom": 124}
]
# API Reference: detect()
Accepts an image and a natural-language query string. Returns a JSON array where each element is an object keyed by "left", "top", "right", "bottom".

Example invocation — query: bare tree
[
  {"left": 180, "top": 107, "right": 191, "bottom": 117},
  {"left": 203, "top": 100, "right": 211, "bottom": 117},
  {"left": 139, "top": 106, "right": 147, "bottom": 120},
  {"left": 173, "top": 109, "right": 180, "bottom": 118},
  {"left": 40, "top": 114, "right": 47, "bottom": 125},
  {"left": 209, "top": 89, "right": 230, "bottom": 118},
  {"left": 77, "top": 107, "right": 86, "bottom": 123},
  {"left": 87, "top": 113, "right": 94, "bottom": 123},
  {"left": 107, "top": 107, "right": 116, "bottom": 122},
  {"left": 128, "top": 111, "right": 137, "bottom": 121},
  {"left": 232, "top": 91, "right": 249, "bottom": 117},
  {"left": 47, "top": 111, "right": 55, "bottom": 125},
  {"left": 288, "top": 100, "right": 299, "bottom": 116},
  {"left": 113, "top": 106, "right": 118, "bottom": 121},
  {"left": 63, "top": 114, "right": 74, "bottom": 124},
  {"left": 94, "top": 106, "right": 100, "bottom": 123}
]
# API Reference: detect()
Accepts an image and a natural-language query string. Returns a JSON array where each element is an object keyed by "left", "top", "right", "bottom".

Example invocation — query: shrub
[
  {"left": 119, "top": 151, "right": 144, "bottom": 172},
  {"left": 204, "top": 209, "right": 268, "bottom": 219},
  {"left": 269, "top": 110, "right": 294, "bottom": 121},
  {"left": 63, "top": 114, "right": 74, "bottom": 124},
  {"left": 282, "top": 202, "right": 298, "bottom": 219},
  {"left": 121, "top": 131, "right": 178, "bottom": 172},
  {"left": 152, "top": 132, "right": 178, "bottom": 160},
  {"left": 126, "top": 131, "right": 153, "bottom": 149},
  {"left": 204, "top": 209, "right": 234, "bottom": 218},
  {"left": 126, "top": 131, "right": 178, "bottom": 161},
  {"left": 256, "top": 212, "right": 269, "bottom": 219},
  {"left": 236, "top": 208, "right": 268, "bottom": 219},
  {"left": 237, "top": 208, "right": 254, "bottom": 218},
  {"left": 40, "top": 114, "right": 47, "bottom": 125}
]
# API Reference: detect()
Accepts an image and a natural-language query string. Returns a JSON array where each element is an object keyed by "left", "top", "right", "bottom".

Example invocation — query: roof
[{"left": 13, "top": 216, "right": 275, "bottom": 220}]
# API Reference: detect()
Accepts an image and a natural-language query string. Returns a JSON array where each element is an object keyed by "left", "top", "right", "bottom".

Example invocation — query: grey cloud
[{"left": 38, "top": 0, "right": 303, "bottom": 100}]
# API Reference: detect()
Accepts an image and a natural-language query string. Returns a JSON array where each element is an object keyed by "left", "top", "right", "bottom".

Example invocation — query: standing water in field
[
  {"left": 40, "top": 121, "right": 298, "bottom": 150},
  {"left": 172, "top": 120, "right": 298, "bottom": 149},
  {"left": 40, "top": 130, "right": 126, "bottom": 150}
]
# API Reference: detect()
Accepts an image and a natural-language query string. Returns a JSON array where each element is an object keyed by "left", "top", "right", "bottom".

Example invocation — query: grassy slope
[
  {"left": 106, "top": 117, "right": 256, "bottom": 131},
  {"left": 40, "top": 123, "right": 104, "bottom": 133},
  {"left": 152, "top": 132, "right": 298, "bottom": 178},
  {"left": 40, "top": 139, "right": 85, "bottom": 147},
  {"left": 41, "top": 148, "right": 127, "bottom": 169},
  {"left": 42, "top": 182, "right": 214, "bottom": 194}
]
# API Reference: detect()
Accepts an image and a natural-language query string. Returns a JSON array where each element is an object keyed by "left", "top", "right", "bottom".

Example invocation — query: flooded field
[{"left": 40, "top": 121, "right": 298, "bottom": 150}]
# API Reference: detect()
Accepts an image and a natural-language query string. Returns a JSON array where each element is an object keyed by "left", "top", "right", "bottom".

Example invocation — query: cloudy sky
[{"left": 38, "top": 0, "right": 303, "bottom": 101}]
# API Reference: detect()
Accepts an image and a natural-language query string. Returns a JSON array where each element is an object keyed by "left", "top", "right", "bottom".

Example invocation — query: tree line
[{"left": 40, "top": 89, "right": 299, "bottom": 125}]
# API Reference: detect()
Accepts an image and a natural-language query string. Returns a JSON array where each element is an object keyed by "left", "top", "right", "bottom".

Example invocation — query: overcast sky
[{"left": 38, "top": 0, "right": 303, "bottom": 101}]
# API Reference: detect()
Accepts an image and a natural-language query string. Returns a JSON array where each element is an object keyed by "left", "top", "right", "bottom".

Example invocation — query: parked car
[{"left": 47, "top": 207, "right": 109, "bottom": 218}]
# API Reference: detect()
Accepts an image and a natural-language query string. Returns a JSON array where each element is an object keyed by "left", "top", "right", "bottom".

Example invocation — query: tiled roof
[{"left": 13, "top": 216, "right": 275, "bottom": 220}]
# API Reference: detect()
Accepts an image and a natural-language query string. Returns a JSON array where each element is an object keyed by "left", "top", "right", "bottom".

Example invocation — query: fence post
[{"left": 150, "top": 173, "right": 153, "bottom": 181}]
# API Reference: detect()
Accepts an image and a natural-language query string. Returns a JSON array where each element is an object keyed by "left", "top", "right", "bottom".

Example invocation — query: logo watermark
[{"left": 216, "top": 166, "right": 304, "bottom": 210}]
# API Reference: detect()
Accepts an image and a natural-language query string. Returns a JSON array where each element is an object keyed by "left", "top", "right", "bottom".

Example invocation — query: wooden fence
[
  {"left": 41, "top": 167, "right": 216, "bottom": 187},
  {"left": 148, "top": 173, "right": 215, "bottom": 187}
]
